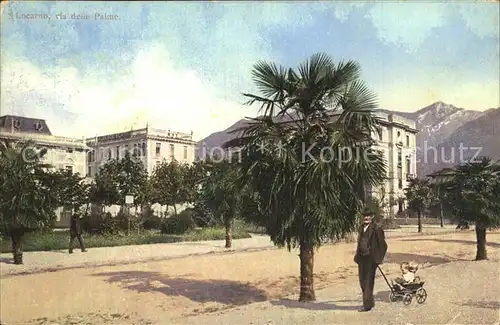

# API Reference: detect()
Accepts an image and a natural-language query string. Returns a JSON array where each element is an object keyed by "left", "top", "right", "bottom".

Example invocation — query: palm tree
[
  {"left": 225, "top": 53, "right": 387, "bottom": 301},
  {"left": 404, "top": 178, "right": 431, "bottom": 233},
  {"left": 0, "top": 140, "right": 58, "bottom": 264},
  {"left": 428, "top": 178, "right": 450, "bottom": 228},
  {"left": 433, "top": 157, "right": 500, "bottom": 260}
]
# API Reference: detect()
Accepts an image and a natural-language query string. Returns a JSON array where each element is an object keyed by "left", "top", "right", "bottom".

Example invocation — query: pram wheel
[
  {"left": 416, "top": 288, "right": 427, "bottom": 304},
  {"left": 403, "top": 293, "right": 412, "bottom": 305},
  {"left": 389, "top": 291, "right": 398, "bottom": 302}
]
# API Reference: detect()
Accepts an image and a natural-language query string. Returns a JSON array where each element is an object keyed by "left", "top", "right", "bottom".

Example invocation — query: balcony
[
  {"left": 406, "top": 173, "right": 415, "bottom": 181},
  {"left": 396, "top": 141, "right": 403, "bottom": 148}
]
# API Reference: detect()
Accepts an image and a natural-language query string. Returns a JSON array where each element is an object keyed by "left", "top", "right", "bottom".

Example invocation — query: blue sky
[{"left": 1, "top": 1, "right": 498, "bottom": 140}]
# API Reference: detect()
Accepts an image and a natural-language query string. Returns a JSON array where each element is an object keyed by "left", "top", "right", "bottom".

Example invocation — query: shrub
[
  {"left": 192, "top": 202, "right": 218, "bottom": 227},
  {"left": 161, "top": 210, "right": 196, "bottom": 234},
  {"left": 81, "top": 211, "right": 129, "bottom": 235},
  {"left": 182, "top": 227, "right": 251, "bottom": 241},
  {"left": 142, "top": 214, "right": 163, "bottom": 230}
]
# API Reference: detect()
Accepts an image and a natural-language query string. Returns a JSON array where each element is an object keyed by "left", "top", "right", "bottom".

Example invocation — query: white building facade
[
  {"left": 369, "top": 112, "right": 418, "bottom": 216},
  {"left": 85, "top": 126, "right": 196, "bottom": 177},
  {"left": 0, "top": 115, "right": 89, "bottom": 175},
  {"left": 85, "top": 126, "right": 197, "bottom": 217},
  {"left": 0, "top": 115, "right": 90, "bottom": 225}
]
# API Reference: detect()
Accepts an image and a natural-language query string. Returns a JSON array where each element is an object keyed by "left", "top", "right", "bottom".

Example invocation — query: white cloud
[
  {"left": 457, "top": 3, "right": 500, "bottom": 38},
  {"left": 367, "top": 3, "right": 499, "bottom": 52},
  {"left": 0, "top": 43, "right": 256, "bottom": 141},
  {"left": 333, "top": 3, "right": 365, "bottom": 22},
  {"left": 367, "top": 3, "right": 449, "bottom": 52}
]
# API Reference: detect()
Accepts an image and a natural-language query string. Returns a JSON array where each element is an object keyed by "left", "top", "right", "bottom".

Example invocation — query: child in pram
[{"left": 391, "top": 261, "right": 420, "bottom": 290}]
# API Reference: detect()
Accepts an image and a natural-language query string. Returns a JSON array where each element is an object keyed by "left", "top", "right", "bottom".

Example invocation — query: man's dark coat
[
  {"left": 70, "top": 215, "right": 82, "bottom": 235},
  {"left": 354, "top": 222, "right": 387, "bottom": 265}
]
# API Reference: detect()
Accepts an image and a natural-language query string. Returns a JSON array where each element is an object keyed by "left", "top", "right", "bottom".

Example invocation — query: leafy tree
[
  {"left": 225, "top": 53, "right": 387, "bottom": 301},
  {"left": 116, "top": 152, "right": 148, "bottom": 206},
  {"left": 89, "top": 152, "right": 148, "bottom": 234},
  {"left": 49, "top": 169, "right": 90, "bottom": 213},
  {"left": 89, "top": 159, "right": 121, "bottom": 207},
  {"left": 0, "top": 140, "right": 59, "bottom": 264},
  {"left": 404, "top": 178, "right": 431, "bottom": 233},
  {"left": 433, "top": 157, "right": 500, "bottom": 260},
  {"left": 150, "top": 159, "right": 191, "bottom": 215},
  {"left": 198, "top": 158, "right": 242, "bottom": 248}
]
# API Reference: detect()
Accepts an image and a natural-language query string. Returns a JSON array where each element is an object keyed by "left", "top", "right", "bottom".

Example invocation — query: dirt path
[
  {"left": 0, "top": 225, "right": 457, "bottom": 277},
  {"left": 181, "top": 259, "right": 500, "bottom": 325},
  {"left": 1, "top": 230, "right": 498, "bottom": 325}
]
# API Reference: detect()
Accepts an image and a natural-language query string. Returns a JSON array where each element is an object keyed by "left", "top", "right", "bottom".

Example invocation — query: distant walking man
[
  {"left": 354, "top": 208, "right": 387, "bottom": 312},
  {"left": 69, "top": 213, "right": 87, "bottom": 254}
]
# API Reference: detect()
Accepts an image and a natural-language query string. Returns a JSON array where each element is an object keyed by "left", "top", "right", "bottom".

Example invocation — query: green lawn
[{"left": 0, "top": 228, "right": 252, "bottom": 253}]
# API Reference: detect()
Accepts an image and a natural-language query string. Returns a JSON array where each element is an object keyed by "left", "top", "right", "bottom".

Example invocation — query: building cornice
[
  {"left": 146, "top": 135, "right": 196, "bottom": 145},
  {"left": 378, "top": 120, "right": 419, "bottom": 134},
  {"left": 85, "top": 128, "right": 196, "bottom": 146},
  {"left": 0, "top": 131, "right": 89, "bottom": 150}
]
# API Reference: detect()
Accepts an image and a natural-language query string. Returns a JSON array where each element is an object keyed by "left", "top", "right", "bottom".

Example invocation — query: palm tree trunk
[
  {"left": 417, "top": 210, "right": 422, "bottom": 233},
  {"left": 10, "top": 227, "right": 24, "bottom": 265},
  {"left": 224, "top": 216, "right": 232, "bottom": 248},
  {"left": 299, "top": 240, "right": 315, "bottom": 302},
  {"left": 299, "top": 135, "right": 315, "bottom": 302},
  {"left": 475, "top": 222, "right": 487, "bottom": 260}
]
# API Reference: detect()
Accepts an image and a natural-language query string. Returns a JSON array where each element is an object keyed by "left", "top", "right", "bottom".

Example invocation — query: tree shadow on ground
[
  {"left": 384, "top": 252, "right": 458, "bottom": 266},
  {"left": 374, "top": 290, "right": 394, "bottom": 303},
  {"left": 456, "top": 300, "right": 500, "bottom": 310},
  {"left": 93, "top": 271, "right": 268, "bottom": 305},
  {"left": 401, "top": 238, "right": 500, "bottom": 248},
  {"left": 270, "top": 298, "right": 360, "bottom": 310},
  {"left": 0, "top": 256, "right": 15, "bottom": 264}
]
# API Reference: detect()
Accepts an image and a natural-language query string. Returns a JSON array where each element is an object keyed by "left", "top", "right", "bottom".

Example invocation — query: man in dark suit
[
  {"left": 69, "top": 213, "right": 87, "bottom": 254},
  {"left": 354, "top": 208, "right": 387, "bottom": 312}
]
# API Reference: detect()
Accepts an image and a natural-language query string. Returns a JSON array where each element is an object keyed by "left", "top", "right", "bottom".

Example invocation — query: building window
[
  {"left": 125, "top": 144, "right": 129, "bottom": 155},
  {"left": 66, "top": 148, "right": 73, "bottom": 153},
  {"left": 378, "top": 129, "right": 383, "bottom": 141},
  {"left": 107, "top": 149, "right": 112, "bottom": 160},
  {"left": 87, "top": 166, "right": 91, "bottom": 177},
  {"left": 116, "top": 146, "right": 120, "bottom": 160},
  {"left": 183, "top": 146, "right": 188, "bottom": 159},
  {"left": 88, "top": 150, "right": 95, "bottom": 162},
  {"left": 133, "top": 143, "right": 138, "bottom": 157},
  {"left": 156, "top": 143, "right": 161, "bottom": 156},
  {"left": 406, "top": 135, "right": 410, "bottom": 147},
  {"left": 406, "top": 157, "right": 411, "bottom": 174},
  {"left": 142, "top": 142, "right": 147, "bottom": 157},
  {"left": 65, "top": 166, "right": 73, "bottom": 173},
  {"left": 397, "top": 131, "right": 401, "bottom": 138},
  {"left": 397, "top": 149, "right": 403, "bottom": 189},
  {"left": 156, "top": 160, "right": 160, "bottom": 166},
  {"left": 170, "top": 144, "right": 175, "bottom": 158}
]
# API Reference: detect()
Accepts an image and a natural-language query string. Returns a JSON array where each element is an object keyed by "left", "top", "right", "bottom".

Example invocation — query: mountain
[
  {"left": 379, "top": 101, "right": 487, "bottom": 148},
  {"left": 419, "top": 107, "right": 500, "bottom": 176},
  {"left": 196, "top": 119, "right": 250, "bottom": 158},
  {"left": 197, "top": 102, "right": 499, "bottom": 176}
]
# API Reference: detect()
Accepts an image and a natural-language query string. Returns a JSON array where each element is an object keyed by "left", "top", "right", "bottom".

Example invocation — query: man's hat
[{"left": 361, "top": 207, "right": 375, "bottom": 216}]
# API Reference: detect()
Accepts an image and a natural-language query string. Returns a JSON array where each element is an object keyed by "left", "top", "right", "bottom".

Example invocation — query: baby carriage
[{"left": 377, "top": 266, "right": 427, "bottom": 305}]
